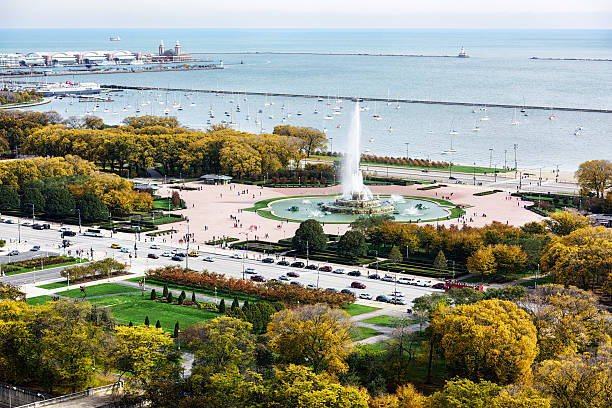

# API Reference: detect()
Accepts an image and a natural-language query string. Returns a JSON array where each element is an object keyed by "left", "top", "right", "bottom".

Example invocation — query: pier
[
  {"left": 0, "top": 64, "right": 223, "bottom": 79},
  {"left": 101, "top": 84, "right": 612, "bottom": 114},
  {"left": 190, "top": 51, "right": 463, "bottom": 58}
]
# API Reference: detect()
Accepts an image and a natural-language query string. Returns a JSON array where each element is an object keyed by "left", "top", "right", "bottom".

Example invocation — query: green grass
[
  {"left": 56, "top": 283, "right": 137, "bottom": 298},
  {"left": 26, "top": 295, "right": 54, "bottom": 305},
  {"left": 342, "top": 304, "right": 380, "bottom": 316},
  {"left": 37, "top": 281, "right": 70, "bottom": 290},
  {"left": 361, "top": 315, "right": 414, "bottom": 327},
  {"left": 351, "top": 326, "right": 382, "bottom": 342},
  {"left": 152, "top": 197, "right": 183, "bottom": 210},
  {"left": 86, "top": 293, "right": 219, "bottom": 332},
  {"left": 519, "top": 275, "right": 554, "bottom": 288}
]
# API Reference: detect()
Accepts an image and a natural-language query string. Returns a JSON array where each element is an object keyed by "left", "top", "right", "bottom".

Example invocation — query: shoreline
[{"left": 0, "top": 97, "right": 52, "bottom": 110}]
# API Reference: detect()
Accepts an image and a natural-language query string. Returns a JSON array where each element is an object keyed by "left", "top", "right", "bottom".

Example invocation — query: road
[{"left": 0, "top": 217, "right": 442, "bottom": 307}]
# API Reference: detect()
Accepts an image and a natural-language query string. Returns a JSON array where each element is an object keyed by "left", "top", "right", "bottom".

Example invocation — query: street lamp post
[
  {"left": 185, "top": 218, "right": 190, "bottom": 269},
  {"left": 488, "top": 148, "right": 493, "bottom": 168},
  {"left": 17, "top": 217, "right": 21, "bottom": 243},
  {"left": 76, "top": 208, "right": 82, "bottom": 233},
  {"left": 405, "top": 142, "right": 410, "bottom": 159}
]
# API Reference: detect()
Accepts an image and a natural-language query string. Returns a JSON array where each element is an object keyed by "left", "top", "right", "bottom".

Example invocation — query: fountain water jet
[{"left": 322, "top": 102, "right": 394, "bottom": 215}]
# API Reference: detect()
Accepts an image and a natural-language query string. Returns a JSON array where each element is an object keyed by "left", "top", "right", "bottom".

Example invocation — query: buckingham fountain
[{"left": 266, "top": 102, "right": 451, "bottom": 223}]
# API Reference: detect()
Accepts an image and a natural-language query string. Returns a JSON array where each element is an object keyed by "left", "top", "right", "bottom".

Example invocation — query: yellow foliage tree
[
  {"left": 467, "top": 246, "right": 496, "bottom": 275},
  {"left": 543, "top": 211, "right": 590, "bottom": 236},
  {"left": 575, "top": 159, "right": 612, "bottom": 198}
]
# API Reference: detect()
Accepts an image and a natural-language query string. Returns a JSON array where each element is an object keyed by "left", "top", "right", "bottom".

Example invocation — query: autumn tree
[
  {"left": 431, "top": 299, "right": 538, "bottom": 384},
  {"left": 268, "top": 304, "right": 353, "bottom": 374},
  {"left": 575, "top": 159, "right": 612, "bottom": 198},
  {"left": 490, "top": 243, "right": 527, "bottom": 276},
  {"left": 292, "top": 219, "right": 327, "bottom": 252},
  {"left": 467, "top": 246, "right": 496, "bottom": 275},
  {"left": 433, "top": 250, "right": 447, "bottom": 272},
  {"left": 273, "top": 125, "right": 327, "bottom": 158},
  {"left": 543, "top": 211, "right": 590, "bottom": 236}
]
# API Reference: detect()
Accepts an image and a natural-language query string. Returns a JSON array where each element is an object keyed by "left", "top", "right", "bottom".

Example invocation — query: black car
[
  {"left": 277, "top": 260, "right": 290, "bottom": 266},
  {"left": 262, "top": 257, "right": 275, "bottom": 263},
  {"left": 148, "top": 253, "right": 159, "bottom": 259},
  {"left": 432, "top": 282, "right": 445, "bottom": 290},
  {"left": 325, "top": 288, "right": 339, "bottom": 292},
  {"left": 172, "top": 255, "right": 184, "bottom": 261},
  {"left": 62, "top": 231, "right": 76, "bottom": 237},
  {"left": 340, "top": 289, "right": 355, "bottom": 295},
  {"left": 375, "top": 295, "right": 390, "bottom": 303},
  {"left": 347, "top": 270, "right": 361, "bottom": 277},
  {"left": 42, "top": 223, "right": 51, "bottom": 229},
  {"left": 290, "top": 281, "right": 304, "bottom": 287},
  {"left": 32, "top": 224, "right": 44, "bottom": 230},
  {"left": 368, "top": 274, "right": 381, "bottom": 280},
  {"left": 287, "top": 271, "right": 300, "bottom": 278},
  {"left": 291, "top": 261, "right": 305, "bottom": 268},
  {"left": 305, "top": 264, "right": 318, "bottom": 270}
]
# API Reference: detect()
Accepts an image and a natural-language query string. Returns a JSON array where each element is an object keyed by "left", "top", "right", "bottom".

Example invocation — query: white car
[
  {"left": 381, "top": 275, "right": 396, "bottom": 282},
  {"left": 332, "top": 268, "right": 345, "bottom": 274},
  {"left": 30, "top": 245, "right": 41, "bottom": 251},
  {"left": 245, "top": 267, "right": 256, "bottom": 274},
  {"left": 307, "top": 283, "right": 317, "bottom": 289},
  {"left": 203, "top": 256, "right": 214, "bottom": 262},
  {"left": 398, "top": 277, "right": 413, "bottom": 285},
  {"left": 231, "top": 253, "right": 242, "bottom": 259},
  {"left": 389, "top": 291, "right": 405, "bottom": 298},
  {"left": 59, "top": 227, "right": 70, "bottom": 232},
  {"left": 279, "top": 275, "right": 290, "bottom": 281},
  {"left": 161, "top": 251, "right": 172, "bottom": 257},
  {"left": 390, "top": 297, "right": 407, "bottom": 305},
  {"left": 150, "top": 244, "right": 160, "bottom": 249},
  {"left": 359, "top": 293, "right": 372, "bottom": 300}
]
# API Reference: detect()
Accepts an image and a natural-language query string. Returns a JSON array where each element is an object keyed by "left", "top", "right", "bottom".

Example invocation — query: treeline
[
  {"left": 61, "top": 258, "right": 126, "bottom": 282},
  {"left": 0, "top": 89, "right": 42, "bottom": 106},
  {"left": 0, "top": 156, "right": 152, "bottom": 218},
  {"left": 146, "top": 266, "right": 355, "bottom": 307},
  {"left": 361, "top": 154, "right": 449, "bottom": 169}
]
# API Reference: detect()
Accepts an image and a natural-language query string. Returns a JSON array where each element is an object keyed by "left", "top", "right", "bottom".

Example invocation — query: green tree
[
  {"left": 292, "top": 219, "right": 327, "bottom": 252},
  {"left": 173, "top": 321, "right": 179, "bottom": 338},
  {"left": 145, "top": 315, "right": 150, "bottom": 326},
  {"left": 83, "top": 116, "right": 104, "bottom": 130},
  {"left": 388, "top": 245, "right": 403, "bottom": 264},
  {"left": 77, "top": 192, "right": 108, "bottom": 222},
  {"left": 162, "top": 284, "right": 168, "bottom": 297},
  {"left": 433, "top": 250, "right": 447, "bottom": 271},
  {"left": 337, "top": 230, "right": 367, "bottom": 259},
  {"left": 231, "top": 297, "right": 239, "bottom": 310},
  {"left": 150, "top": 289, "right": 156, "bottom": 300},
  {"left": 43, "top": 186, "right": 76, "bottom": 219},
  {"left": 167, "top": 292, "right": 174, "bottom": 303},
  {"left": 155, "top": 320, "right": 161, "bottom": 329},
  {"left": 21, "top": 187, "right": 45, "bottom": 214},
  {"left": 191, "top": 291, "right": 196, "bottom": 302},
  {"left": 0, "top": 185, "right": 19, "bottom": 209},
  {"left": 218, "top": 298, "right": 226, "bottom": 313}
]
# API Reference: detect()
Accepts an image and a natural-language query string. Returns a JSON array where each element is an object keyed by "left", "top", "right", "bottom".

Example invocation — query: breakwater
[
  {"left": 190, "top": 51, "right": 463, "bottom": 58},
  {"left": 102, "top": 84, "right": 612, "bottom": 114},
  {"left": 530, "top": 57, "right": 612, "bottom": 62}
]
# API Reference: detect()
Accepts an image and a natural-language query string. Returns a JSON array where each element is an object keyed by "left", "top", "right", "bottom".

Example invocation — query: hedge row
[
  {"left": 370, "top": 260, "right": 468, "bottom": 278},
  {"left": 146, "top": 266, "right": 355, "bottom": 307},
  {"left": 7, "top": 256, "right": 74, "bottom": 269}
]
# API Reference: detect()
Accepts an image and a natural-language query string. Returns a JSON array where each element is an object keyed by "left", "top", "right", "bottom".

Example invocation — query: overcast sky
[{"left": 5, "top": 0, "right": 612, "bottom": 28}]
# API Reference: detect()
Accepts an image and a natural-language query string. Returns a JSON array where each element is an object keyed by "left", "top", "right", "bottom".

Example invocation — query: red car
[
  {"left": 287, "top": 271, "right": 300, "bottom": 278},
  {"left": 147, "top": 253, "right": 159, "bottom": 259},
  {"left": 251, "top": 275, "right": 266, "bottom": 282},
  {"left": 351, "top": 281, "right": 366, "bottom": 289},
  {"left": 318, "top": 265, "right": 333, "bottom": 272}
]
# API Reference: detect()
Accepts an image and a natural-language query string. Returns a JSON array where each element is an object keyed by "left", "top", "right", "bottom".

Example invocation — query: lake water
[{"left": 2, "top": 29, "right": 611, "bottom": 170}]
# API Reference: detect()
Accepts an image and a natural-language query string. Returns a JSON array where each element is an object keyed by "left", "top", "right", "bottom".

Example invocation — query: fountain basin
[{"left": 266, "top": 195, "right": 451, "bottom": 223}]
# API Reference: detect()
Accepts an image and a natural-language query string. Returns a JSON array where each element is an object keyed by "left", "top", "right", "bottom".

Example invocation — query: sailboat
[
  {"left": 472, "top": 122, "right": 480, "bottom": 132},
  {"left": 442, "top": 136, "right": 456, "bottom": 154},
  {"left": 511, "top": 109, "right": 520, "bottom": 126},
  {"left": 395, "top": 96, "right": 400, "bottom": 110},
  {"left": 372, "top": 102, "right": 381, "bottom": 120}
]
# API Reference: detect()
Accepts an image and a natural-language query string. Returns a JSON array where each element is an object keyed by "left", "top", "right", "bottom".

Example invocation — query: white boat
[
  {"left": 109, "top": 36, "right": 121, "bottom": 41},
  {"left": 480, "top": 115, "right": 489, "bottom": 121},
  {"left": 325, "top": 114, "right": 333, "bottom": 120},
  {"left": 369, "top": 137, "right": 375, "bottom": 143},
  {"left": 458, "top": 46, "right": 469, "bottom": 58},
  {"left": 511, "top": 109, "right": 520, "bottom": 125}
]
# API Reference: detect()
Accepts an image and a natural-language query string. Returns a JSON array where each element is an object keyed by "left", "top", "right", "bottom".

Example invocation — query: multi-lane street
[{"left": 0, "top": 216, "right": 443, "bottom": 306}]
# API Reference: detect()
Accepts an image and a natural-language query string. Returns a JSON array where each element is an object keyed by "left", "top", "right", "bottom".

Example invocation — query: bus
[{"left": 83, "top": 228, "right": 104, "bottom": 237}]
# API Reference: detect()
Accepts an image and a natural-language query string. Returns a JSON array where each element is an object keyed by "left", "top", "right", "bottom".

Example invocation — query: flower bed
[
  {"left": 230, "top": 240, "right": 290, "bottom": 253},
  {"left": 146, "top": 266, "right": 355, "bottom": 307},
  {"left": 7, "top": 256, "right": 75, "bottom": 269}
]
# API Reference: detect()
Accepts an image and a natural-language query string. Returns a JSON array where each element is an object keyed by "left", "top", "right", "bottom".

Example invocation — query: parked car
[
  {"left": 231, "top": 253, "right": 242, "bottom": 259},
  {"left": 203, "top": 256, "right": 214, "bottom": 262},
  {"left": 172, "top": 255, "right": 184, "bottom": 261},
  {"left": 318, "top": 265, "right": 333, "bottom": 272},
  {"left": 251, "top": 275, "right": 265, "bottom": 282},
  {"left": 432, "top": 282, "right": 445, "bottom": 290},
  {"left": 368, "top": 274, "right": 381, "bottom": 280},
  {"left": 8, "top": 250, "right": 19, "bottom": 256},
  {"left": 277, "top": 260, "right": 290, "bottom": 266},
  {"left": 42, "top": 223, "right": 50, "bottom": 229},
  {"left": 398, "top": 277, "right": 413, "bottom": 285},
  {"left": 188, "top": 252, "right": 199, "bottom": 257},
  {"left": 389, "top": 291, "right": 405, "bottom": 298},
  {"left": 325, "top": 287, "right": 338, "bottom": 292},
  {"left": 347, "top": 270, "right": 361, "bottom": 277},
  {"left": 110, "top": 244, "right": 121, "bottom": 249},
  {"left": 32, "top": 224, "right": 44, "bottom": 230},
  {"left": 148, "top": 253, "right": 159, "bottom": 259},
  {"left": 245, "top": 267, "right": 256, "bottom": 274},
  {"left": 341, "top": 289, "right": 355, "bottom": 295},
  {"left": 375, "top": 295, "right": 390, "bottom": 303},
  {"left": 359, "top": 293, "right": 373, "bottom": 300},
  {"left": 332, "top": 268, "right": 345, "bottom": 274},
  {"left": 351, "top": 281, "right": 366, "bottom": 289},
  {"left": 150, "top": 244, "right": 160, "bottom": 249},
  {"left": 305, "top": 264, "right": 318, "bottom": 270},
  {"left": 62, "top": 230, "right": 76, "bottom": 237},
  {"left": 175, "top": 252, "right": 187, "bottom": 258},
  {"left": 279, "top": 275, "right": 290, "bottom": 281},
  {"left": 30, "top": 245, "right": 40, "bottom": 251},
  {"left": 161, "top": 251, "right": 172, "bottom": 257},
  {"left": 5, "top": 219, "right": 14, "bottom": 224},
  {"left": 262, "top": 257, "right": 275, "bottom": 263},
  {"left": 307, "top": 283, "right": 317, "bottom": 289},
  {"left": 120, "top": 248, "right": 129, "bottom": 253},
  {"left": 381, "top": 275, "right": 395, "bottom": 282},
  {"left": 291, "top": 261, "right": 305, "bottom": 268},
  {"left": 22, "top": 222, "right": 32, "bottom": 227},
  {"left": 290, "top": 281, "right": 304, "bottom": 287},
  {"left": 389, "top": 297, "right": 407, "bottom": 305},
  {"left": 287, "top": 271, "right": 300, "bottom": 278}
]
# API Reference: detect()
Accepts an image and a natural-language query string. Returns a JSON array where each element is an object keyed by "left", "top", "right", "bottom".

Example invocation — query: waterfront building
[
  {"left": 146, "top": 40, "right": 193, "bottom": 63},
  {"left": 0, "top": 53, "right": 22, "bottom": 67}
]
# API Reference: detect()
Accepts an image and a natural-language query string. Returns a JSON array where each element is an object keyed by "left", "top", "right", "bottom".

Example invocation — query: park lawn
[
  {"left": 37, "top": 281, "right": 70, "bottom": 290},
  {"left": 86, "top": 293, "right": 219, "bottom": 332},
  {"left": 519, "top": 275, "right": 554, "bottom": 288},
  {"left": 342, "top": 304, "right": 380, "bottom": 316},
  {"left": 56, "top": 283, "right": 137, "bottom": 298},
  {"left": 26, "top": 295, "right": 54, "bottom": 305},
  {"left": 351, "top": 326, "right": 382, "bottom": 342},
  {"left": 361, "top": 315, "right": 415, "bottom": 327}
]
